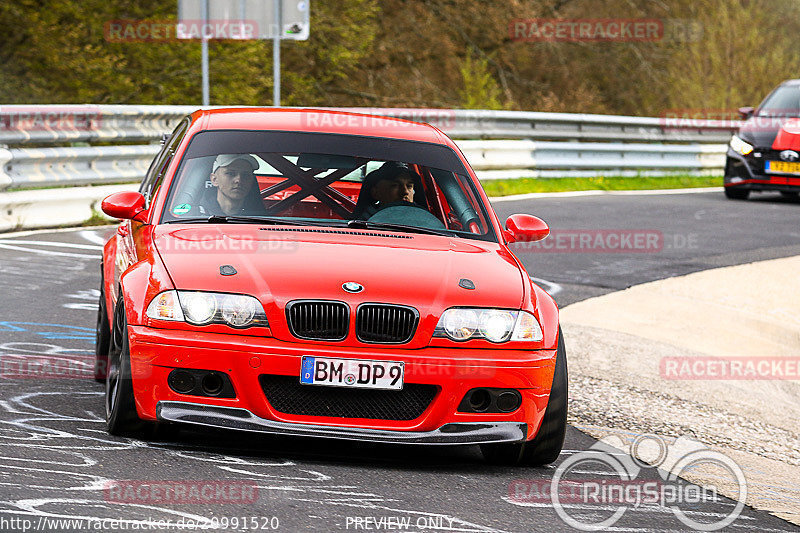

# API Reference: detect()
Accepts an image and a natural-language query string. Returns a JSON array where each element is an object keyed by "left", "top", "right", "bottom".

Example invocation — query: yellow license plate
[{"left": 767, "top": 161, "right": 800, "bottom": 174}]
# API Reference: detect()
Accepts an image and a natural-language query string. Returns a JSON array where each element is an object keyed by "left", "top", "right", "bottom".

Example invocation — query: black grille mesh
[
  {"left": 259, "top": 375, "right": 438, "bottom": 420},
  {"left": 286, "top": 300, "right": 348, "bottom": 340},
  {"left": 356, "top": 304, "right": 418, "bottom": 343}
]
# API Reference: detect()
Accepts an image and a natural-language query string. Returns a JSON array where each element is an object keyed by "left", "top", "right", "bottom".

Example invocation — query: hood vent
[{"left": 259, "top": 227, "right": 412, "bottom": 239}]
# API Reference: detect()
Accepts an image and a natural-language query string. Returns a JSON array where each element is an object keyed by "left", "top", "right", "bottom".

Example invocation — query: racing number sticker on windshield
[{"left": 300, "top": 356, "right": 404, "bottom": 390}]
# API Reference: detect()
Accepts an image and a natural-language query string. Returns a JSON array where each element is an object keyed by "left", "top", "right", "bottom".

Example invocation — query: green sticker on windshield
[{"left": 173, "top": 203, "right": 191, "bottom": 215}]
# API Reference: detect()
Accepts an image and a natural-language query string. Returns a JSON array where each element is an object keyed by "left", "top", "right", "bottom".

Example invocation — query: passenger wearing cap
[{"left": 196, "top": 154, "right": 267, "bottom": 216}]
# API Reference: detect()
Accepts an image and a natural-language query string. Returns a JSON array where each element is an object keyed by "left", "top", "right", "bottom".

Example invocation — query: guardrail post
[{"left": 0, "top": 148, "right": 13, "bottom": 190}]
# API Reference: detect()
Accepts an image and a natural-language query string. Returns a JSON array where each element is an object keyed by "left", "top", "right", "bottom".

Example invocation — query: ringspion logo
[{"left": 508, "top": 434, "right": 746, "bottom": 531}]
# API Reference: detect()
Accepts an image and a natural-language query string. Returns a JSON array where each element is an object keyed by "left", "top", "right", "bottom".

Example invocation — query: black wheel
[
  {"left": 481, "top": 327, "right": 568, "bottom": 466},
  {"left": 780, "top": 191, "right": 799, "bottom": 199},
  {"left": 94, "top": 277, "right": 111, "bottom": 383},
  {"left": 724, "top": 186, "right": 749, "bottom": 200},
  {"left": 106, "top": 299, "right": 146, "bottom": 436}
]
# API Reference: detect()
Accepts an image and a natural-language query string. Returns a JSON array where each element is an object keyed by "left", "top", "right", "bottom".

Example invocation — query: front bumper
[
  {"left": 157, "top": 401, "right": 528, "bottom": 445},
  {"left": 128, "top": 325, "right": 556, "bottom": 441},
  {"left": 725, "top": 149, "right": 800, "bottom": 192}
]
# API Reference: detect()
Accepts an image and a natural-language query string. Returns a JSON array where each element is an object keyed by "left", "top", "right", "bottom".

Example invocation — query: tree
[{"left": 459, "top": 51, "right": 504, "bottom": 110}]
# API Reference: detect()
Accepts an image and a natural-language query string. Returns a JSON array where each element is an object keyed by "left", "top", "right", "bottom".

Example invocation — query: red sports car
[{"left": 96, "top": 108, "right": 566, "bottom": 465}]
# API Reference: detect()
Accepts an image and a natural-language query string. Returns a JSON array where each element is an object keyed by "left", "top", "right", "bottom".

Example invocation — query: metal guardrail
[
  {"left": 0, "top": 105, "right": 191, "bottom": 145},
  {"left": 1, "top": 145, "right": 160, "bottom": 189},
  {"left": 459, "top": 140, "right": 727, "bottom": 180},
  {"left": 0, "top": 105, "right": 740, "bottom": 145},
  {"left": 0, "top": 105, "right": 738, "bottom": 190}
]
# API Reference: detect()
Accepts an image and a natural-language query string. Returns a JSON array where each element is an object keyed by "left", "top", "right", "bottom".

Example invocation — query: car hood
[
  {"left": 153, "top": 225, "right": 527, "bottom": 342},
  {"left": 738, "top": 115, "right": 800, "bottom": 149}
]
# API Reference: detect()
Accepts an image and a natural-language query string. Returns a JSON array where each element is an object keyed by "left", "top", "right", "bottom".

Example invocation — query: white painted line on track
[
  {"left": 0, "top": 225, "right": 116, "bottom": 239},
  {"left": 490, "top": 187, "right": 720, "bottom": 203},
  {"left": 0, "top": 243, "right": 99, "bottom": 259},
  {"left": 531, "top": 276, "right": 563, "bottom": 296},
  {"left": 610, "top": 187, "right": 721, "bottom": 196},
  {"left": 0, "top": 240, "right": 103, "bottom": 251},
  {"left": 78, "top": 230, "right": 109, "bottom": 246}
]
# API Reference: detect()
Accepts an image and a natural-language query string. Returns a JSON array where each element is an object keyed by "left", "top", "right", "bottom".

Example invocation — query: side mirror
[
  {"left": 738, "top": 106, "right": 754, "bottom": 120},
  {"left": 101, "top": 191, "right": 147, "bottom": 222},
  {"left": 504, "top": 214, "right": 549, "bottom": 243}
]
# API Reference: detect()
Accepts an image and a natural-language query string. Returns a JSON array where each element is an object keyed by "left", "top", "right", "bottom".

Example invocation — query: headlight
[
  {"left": 146, "top": 290, "right": 268, "bottom": 328},
  {"left": 440, "top": 308, "right": 479, "bottom": 340},
  {"left": 434, "top": 308, "right": 543, "bottom": 343},
  {"left": 220, "top": 294, "right": 258, "bottom": 327},
  {"left": 478, "top": 310, "right": 516, "bottom": 342},
  {"left": 729, "top": 135, "right": 753, "bottom": 156},
  {"left": 182, "top": 292, "right": 217, "bottom": 325}
]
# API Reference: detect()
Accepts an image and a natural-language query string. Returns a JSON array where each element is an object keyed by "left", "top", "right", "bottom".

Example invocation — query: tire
[
  {"left": 105, "top": 299, "right": 146, "bottom": 436},
  {"left": 94, "top": 277, "right": 111, "bottom": 383},
  {"left": 724, "top": 187, "right": 749, "bottom": 200},
  {"left": 481, "top": 327, "right": 568, "bottom": 466}
]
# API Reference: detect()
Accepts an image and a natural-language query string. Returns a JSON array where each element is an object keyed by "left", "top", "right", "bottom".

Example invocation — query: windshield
[
  {"left": 757, "top": 85, "right": 800, "bottom": 117},
  {"left": 160, "top": 130, "right": 496, "bottom": 241}
]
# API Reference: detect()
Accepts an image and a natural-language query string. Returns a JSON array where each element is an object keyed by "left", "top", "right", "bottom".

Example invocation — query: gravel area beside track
[{"left": 561, "top": 256, "right": 800, "bottom": 525}]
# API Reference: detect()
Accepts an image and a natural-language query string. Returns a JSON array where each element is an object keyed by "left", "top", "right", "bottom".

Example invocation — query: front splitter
[{"left": 157, "top": 401, "right": 527, "bottom": 445}]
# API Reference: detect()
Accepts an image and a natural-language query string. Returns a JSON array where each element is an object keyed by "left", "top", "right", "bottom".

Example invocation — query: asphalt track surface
[{"left": 0, "top": 190, "right": 798, "bottom": 532}]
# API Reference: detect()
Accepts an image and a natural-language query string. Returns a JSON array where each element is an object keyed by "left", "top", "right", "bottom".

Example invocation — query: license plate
[
  {"left": 299, "top": 356, "right": 404, "bottom": 390},
  {"left": 766, "top": 160, "right": 800, "bottom": 174}
]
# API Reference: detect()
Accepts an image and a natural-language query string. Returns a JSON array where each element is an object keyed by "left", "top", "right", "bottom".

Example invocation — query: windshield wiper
[
  {"left": 346, "top": 219, "right": 454, "bottom": 236},
  {"left": 168, "top": 216, "right": 338, "bottom": 227}
]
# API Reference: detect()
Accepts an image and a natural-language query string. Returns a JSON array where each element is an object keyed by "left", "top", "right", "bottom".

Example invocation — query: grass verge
[{"left": 480, "top": 175, "right": 721, "bottom": 196}]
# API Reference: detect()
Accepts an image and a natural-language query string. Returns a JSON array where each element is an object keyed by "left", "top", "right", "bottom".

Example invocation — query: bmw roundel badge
[{"left": 342, "top": 282, "right": 364, "bottom": 293}]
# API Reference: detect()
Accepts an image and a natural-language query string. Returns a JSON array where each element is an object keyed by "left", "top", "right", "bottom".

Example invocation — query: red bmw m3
[{"left": 96, "top": 108, "right": 566, "bottom": 465}]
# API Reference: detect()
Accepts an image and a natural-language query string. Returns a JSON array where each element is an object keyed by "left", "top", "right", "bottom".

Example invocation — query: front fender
[
  {"left": 531, "top": 280, "right": 559, "bottom": 350},
  {"left": 102, "top": 235, "right": 117, "bottom": 326},
  {"left": 119, "top": 252, "right": 174, "bottom": 327}
]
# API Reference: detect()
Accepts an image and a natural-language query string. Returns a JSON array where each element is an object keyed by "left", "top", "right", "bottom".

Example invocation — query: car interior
[{"left": 166, "top": 153, "right": 489, "bottom": 236}]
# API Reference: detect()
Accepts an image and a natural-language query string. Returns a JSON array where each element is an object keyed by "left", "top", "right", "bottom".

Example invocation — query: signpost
[{"left": 177, "top": 0, "right": 310, "bottom": 106}]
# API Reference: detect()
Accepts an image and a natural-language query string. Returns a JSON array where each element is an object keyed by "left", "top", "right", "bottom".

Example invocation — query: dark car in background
[{"left": 725, "top": 79, "right": 800, "bottom": 200}]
